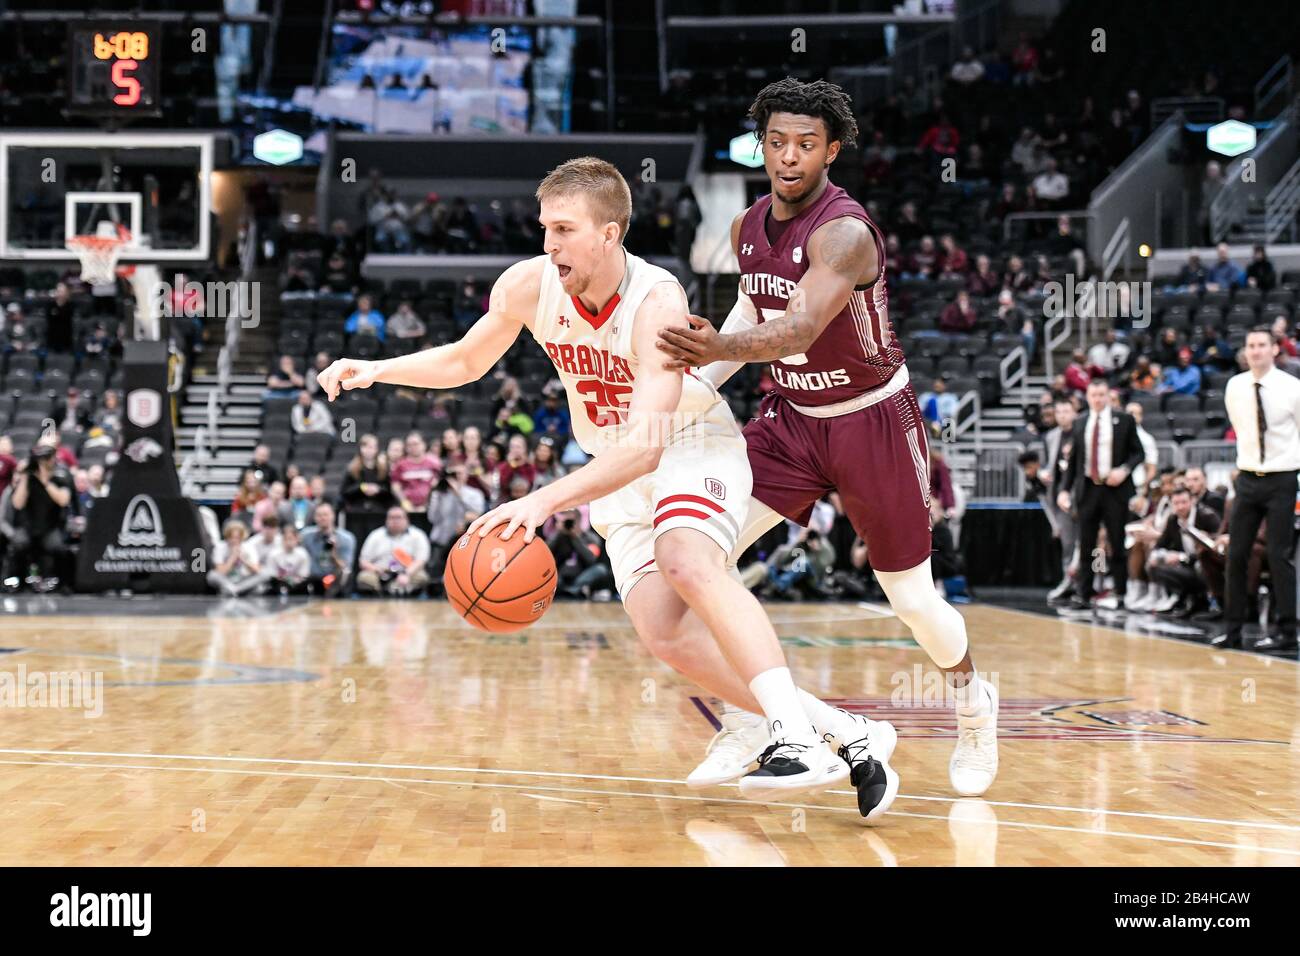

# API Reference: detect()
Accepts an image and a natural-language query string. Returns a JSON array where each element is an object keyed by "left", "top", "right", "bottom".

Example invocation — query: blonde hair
[{"left": 535, "top": 156, "right": 632, "bottom": 242}]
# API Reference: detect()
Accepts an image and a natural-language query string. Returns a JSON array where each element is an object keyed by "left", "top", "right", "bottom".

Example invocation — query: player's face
[
  {"left": 762, "top": 113, "right": 840, "bottom": 206},
  {"left": 540, "top": 195, "right": 612, "bottom": 296}
]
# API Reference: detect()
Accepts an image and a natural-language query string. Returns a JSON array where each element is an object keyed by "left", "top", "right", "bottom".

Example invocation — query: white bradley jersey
[{"left": 528, "top": 251, "right": 733, "bottom": 454}]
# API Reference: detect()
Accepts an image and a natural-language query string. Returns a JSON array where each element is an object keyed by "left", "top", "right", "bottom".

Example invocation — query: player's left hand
[
  {"left": 467, "top": 493, "right": 555, "bottom": 543},
  {"left": 656, "top": 315, "right": 721, "bottom": 370}
]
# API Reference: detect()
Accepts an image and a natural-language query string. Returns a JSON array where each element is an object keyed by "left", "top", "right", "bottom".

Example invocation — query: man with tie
[
  {"left": 1041, "top": 397, "right": 1079, "bottom": 603},
  {"left": 1215, "top": 327, "right": 1300, "bottom": 650},
  {"left": 1057, "top": 378, "right": 1146, "bottom": 609}
]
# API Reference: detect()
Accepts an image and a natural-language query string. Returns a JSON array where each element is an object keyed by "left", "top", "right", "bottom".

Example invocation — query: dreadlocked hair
[{"left": 747, "top": 77, "right": 859, "bottom": 149}]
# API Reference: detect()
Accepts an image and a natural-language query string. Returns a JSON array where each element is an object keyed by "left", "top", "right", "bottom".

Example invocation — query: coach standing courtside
[
  {"left": 1057, "top": 379, "right": 1145, "bottom": 610},
  {"left": 1213, "top": 328, "right": 1300, "bottom": 650}
]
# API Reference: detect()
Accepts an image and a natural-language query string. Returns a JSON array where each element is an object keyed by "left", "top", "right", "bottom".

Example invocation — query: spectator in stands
[
  {"left": 1271, "top": 315, "right": 1299, "bottom": 360},
  {"left": 960, "top": 143, "right": 990, "bottom": 193},
  {"left": 995, "top": 288, "right": 1035, "bottom": 356},
  {"left": 50, "top": 387, "right": 91, "bottom": 436},
  {"left": 968, "top": 254, "right": 1001, "bottom": 297},
  {"left": 894, "top": 201, "right": 925, "bottom": 245},
  {"left": 1031, "top": 158, "right": 1070, "bottom": 210},
  {"left": 939, "top": 290, "right": 977, "bottom": 333},
  {"left": 230, "top": 469, "right": 268, "bottom": 526},
  {"left": 261, "top": 523, "right": 311, "bottom": 595},
  {"left": 530, "top": 436, "right": 567, "bottom": 490},
  {"left": 903, "top": 236, "right": 938, "bottom": 280},
  {"left": 391, "top": 431, "right": 440, "bottom": 512},
  {"left": 6, "top": 442, "right": 73, "bottom": 591},
  {"left": 87, "top": 389, "right": 124, "bottom": 448},
  {"left": 1125, "top": 402, "right": 1160, "bottom": 490},
  {"left": 321, "top": 253, "right": 356, "bottom": 295},
  {"left": 862, "top": 144, "right": 893, "bottom": 188},
  {"left": 492, "top": 376, "right": 534, "bottom": 438},
  {"left": 991, "top": 183, "right": 1024, "bottom": 225},
  {"left": 265, "top": 355, "right": 305, "bottom": 399},
  {"left": 1160, "top": 347, "right": 1202, "bottom": 395},
  {"left": 46, "top": 283, "right": 74, "bottom": 354},
  {"left": 1192, "top": 325, "right": 1234, "bottom": 371},
  {"left": 1129, "top": 355, "right": 1159, "bottom": 393},
  {"left": 282, "top": 260, "right": 317, "bottom": 293},
  {"left": 1152, "top": 327, "right": 1184, "bottom": 369},
  {"left": 531, "top": 385, "right": 571, "bottom": 448},
  {"left": 1002, "top": 254, "right": 1033, "bottom": 293},
  {"left": 444, "top": 197, "right": 478, "bottom": 254},
  {"left": 248, "top": 443, "right": 280, "bottom": 488},
  {"left": 408, "top": 192, "right": 446, "bottom": 253},
  {"left": 0, "top": 436, "right": 16, "bottom": 499},
  {"left": 453, "top": 278, "right": 482, "bottom": 331},
  {"left": 252, "top": 480, "right": 287, "bottom": 532},
  {"left": 1206, "top": 243, "right": 1245, "bottom": 290},
  {"left": 1246, "top": 245, "right": 1276, "bottom": 292},
  {"left": 277, "top": 475, "right": 317, "bottom": 531},
  {"left": 359, "top": 169, "right": 387, "bottom": 219},
  {"left": 1172, "top": 253, "right": 1208, "bottom": 293},
  {"left": 936, "top": 234, "right": 969, "bottom": 276},
  {"left": 341, "top": 433, "right": 395, "bottom": 532},
  {"left": 2, "top": 304, "right": 35, "bottom": 354},
  {"left": 460, "top": 426, "right": 490, "bottom": 496},
  {"left": 919, "top": 377, "right": 959, "bottom": 434},
  {"left": 291, "top": 389, "right": 334, "bottom": 435},
  {"left": 1145, "top": 486, "right": 1219, "bottom": 617},
  {"left": 305, "top": 352, "right": 334, "bottom": 400},
  {"left": 309, "top": 474, "right": 328, "bottom": 506},
  {"left": 1198, "top": 161, "right": 1225, "bottom": 245},
  {"left": 1010, "top": 127, "right": 1040, "bottom": 173},
  {"left": 356, "top": 506, "right": 430, "bottom": 597},
  {"left": 388, "top": 300, "right": 426, "bottom": 344},
  {"left": 326, "top": 218, "right": 360, "bottom": 262},
  {"left": 207, "top": 520, "right": 265, "bottom": 597},
  {"left": 425, "top": 461, "right": 487, "bottom": 591},
  {"left": 345, "top": 294, "right": 386, "bottom": 343},
  {"left": 248, "top": 511, "right": 281, "bottom": 567},
  {"left": 1064, "top": 348, "right": 1092, "bottom": 393},
  {"left": 495, "top": 434, "right": 536, "bottom": 504},
  {"left": 437, "top": 428, "right": 464, "bottom": 465},
  {"left": 369, "top": 188, "right": 411, "bottom": 253},
  {"left": 1086, "top": 329, "right": 1131, "bottom": 380},
  {"left": 949, "top": 47, "right": 985, "bottom": 86},
  {"left": 917, "top": 113, "right": 960, "bottom": 168},
  {"left": 1011, "top": 33, "right": 1038, "bottom": 86},
  {"left": 301, "top": 502, "right": 355, "bottom": 596},
  {"left": 548, "top": 508, "right": 615, "bottom": 600}
]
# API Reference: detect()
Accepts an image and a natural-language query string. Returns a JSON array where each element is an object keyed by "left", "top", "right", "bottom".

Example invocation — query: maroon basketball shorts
[{"left": 743, "top": 380, "right": 933, "bottom": 573}]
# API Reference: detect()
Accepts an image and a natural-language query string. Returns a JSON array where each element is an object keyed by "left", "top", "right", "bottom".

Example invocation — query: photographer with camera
[
  {"left": 7, "top": 441, "right": 74, "bottom": 591},
  {"left": 761, "top": 526, "right": 837, "bottom": 601},
  {"left": 426, "top": 461, "right": 487, "bottom": 596},
  {"left": 356, "top": 506, "right": 430, "bottom": 597},
  {"left": 301, "top": 501, "right": 357, "bottom": 596},
  {"left": 545, "top": 508, "right": 614, "bottom": 601}
]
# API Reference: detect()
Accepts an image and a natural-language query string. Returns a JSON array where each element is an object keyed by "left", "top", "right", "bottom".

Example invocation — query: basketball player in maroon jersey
[{"left": 657, "top": 78, "right": 999, "bottom": 796}]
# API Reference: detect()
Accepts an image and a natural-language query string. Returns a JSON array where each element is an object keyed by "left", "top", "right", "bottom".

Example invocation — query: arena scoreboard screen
[{"left": 65, "top": 22, "right": 162, "bottom": 118}]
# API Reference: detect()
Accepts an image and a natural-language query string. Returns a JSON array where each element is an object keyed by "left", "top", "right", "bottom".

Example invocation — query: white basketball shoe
[
  {"left": 686, "top": 711, "right": 770, "bottom": 788},
  {"left": 737, "top": 734, "right": 850, "bottom": 801},
  {"left": 949, "top": 679, "right": 999, "bottom": 796},
  {"left": 816, "top": 709, "right": 900, "bottom": 823}
]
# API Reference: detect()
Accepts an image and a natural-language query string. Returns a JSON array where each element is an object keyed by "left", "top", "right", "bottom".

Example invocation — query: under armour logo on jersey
[
  {"left": 764, "top": 409, "right": 777, "bottom": 418},
  {"left": 741, "top": 243, "right": 754, "bottom": 255},
  {"left": 558, "top": 315, "right": 570, "bottom": 327},
  {"left": 793, "top": 246, "right": 803, "bottom": 263}
]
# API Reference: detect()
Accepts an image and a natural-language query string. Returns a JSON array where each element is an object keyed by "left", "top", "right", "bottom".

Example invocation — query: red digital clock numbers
[{"left": 66, "top": 22, "right": 161, "bottom": 117}]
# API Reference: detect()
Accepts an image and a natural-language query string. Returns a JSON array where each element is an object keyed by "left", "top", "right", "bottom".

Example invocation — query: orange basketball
[{"left": 444, "top": 525, "right": 558, "bottom": 632}]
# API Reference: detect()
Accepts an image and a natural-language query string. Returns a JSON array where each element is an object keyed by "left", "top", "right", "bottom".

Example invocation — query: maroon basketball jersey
[{"left": 737, "top": 181, "right": 904, "bottom": 406}]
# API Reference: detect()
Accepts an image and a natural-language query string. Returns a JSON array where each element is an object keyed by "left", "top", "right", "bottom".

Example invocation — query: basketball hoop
[{"left": 67, "top": 223, "right": 132, "bottom": 285}]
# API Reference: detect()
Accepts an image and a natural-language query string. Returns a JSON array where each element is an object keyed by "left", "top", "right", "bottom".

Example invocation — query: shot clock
[{"left": 66, "top": 22, "right": 162, "bottom": 118}]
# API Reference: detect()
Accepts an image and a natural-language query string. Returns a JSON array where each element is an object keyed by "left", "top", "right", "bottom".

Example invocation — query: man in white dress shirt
[{"left": 1215, "top": 327, "right": 1300, "bottom": 650}]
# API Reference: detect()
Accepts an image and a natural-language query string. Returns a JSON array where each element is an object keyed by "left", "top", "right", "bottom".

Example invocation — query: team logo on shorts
[{"left": 705, "top": 478, "right": 725, "bottom": 500}]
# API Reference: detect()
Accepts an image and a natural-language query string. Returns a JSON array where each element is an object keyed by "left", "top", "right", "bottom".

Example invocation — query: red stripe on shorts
[
  {"left": 631, "top": 558, "right": 656, "bottom": 574},
  {"left": 653, "top": 508, "right": 713, "bottom": 528},
  {"left": 655, "top": 493, "right": 725, "bottom": 514}
]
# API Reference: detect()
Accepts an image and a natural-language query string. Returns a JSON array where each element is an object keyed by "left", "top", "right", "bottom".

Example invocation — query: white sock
[
  {"left": 796, "top": 688, "right": 848, "bottom": 738},
  {"left": 950, "top": 672, "right": 988, "bottom": 716},
  {"left": 748, "top": 667, "right": 816, "bottom": 742}
]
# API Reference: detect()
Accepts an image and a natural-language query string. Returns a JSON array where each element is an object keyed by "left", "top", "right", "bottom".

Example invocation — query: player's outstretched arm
[
  {"left": 467, "top": 281, "right": 688, "bottom": 542},
  {"left": 316, "top": 258, "right": 540, "bottom": 400},
  {"left": 657, "top": 215, "right": 874, "bottom": 369}
]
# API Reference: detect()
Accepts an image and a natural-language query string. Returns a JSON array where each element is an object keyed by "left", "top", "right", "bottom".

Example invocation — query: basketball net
[{"left": 67, "top": 221, "right": 132, "bottom": 285}]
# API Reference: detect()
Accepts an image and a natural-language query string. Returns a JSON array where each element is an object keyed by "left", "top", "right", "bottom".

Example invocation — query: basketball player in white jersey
[{"left": 318, "top": 157, "right": 897, "bottom": 810}]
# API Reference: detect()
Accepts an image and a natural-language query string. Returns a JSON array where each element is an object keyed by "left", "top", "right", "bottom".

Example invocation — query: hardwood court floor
[{"left": 0, "top": 596, "right": 1297, "bottom": 866}]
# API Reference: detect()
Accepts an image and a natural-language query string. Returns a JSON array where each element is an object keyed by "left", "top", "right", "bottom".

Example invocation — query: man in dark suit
[
  {"left": 1146, "top": 485, "right": 1222, "bottom": 617},
  {"left": 1057, "top": 378, "right": 1146, "bottom": 609}
]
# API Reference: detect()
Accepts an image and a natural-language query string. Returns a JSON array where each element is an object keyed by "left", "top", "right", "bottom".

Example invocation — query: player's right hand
[{"left": 317, "top": 358, "right": 381, "bottom": 401}]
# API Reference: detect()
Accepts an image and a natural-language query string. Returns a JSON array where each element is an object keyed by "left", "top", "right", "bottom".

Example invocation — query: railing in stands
[
  {"left": 999, "top": 344, "right": 1028, "bottom": 409},
  {"left": 953, "top": 388, "right": 981, "bottom": 442},
  {"left": 1179, "top": 440, "right": 1238, "bottom": 471},
  {"left": 1042, "top": 313, "right": 1070, "bottom": 379},
  {"left": 1255, "top": 55, "right": 1294, "bottom": 120},
  {"left": 1209, "top": 96, "right": 1298, "bottom": 243},
  {"left": 967, "top": 442, "right": 1026, "bottom": 501},
  {"left": 1264, "top": 155, "right": 1300, "bottom": 242},
  {"left": 1101, "top": 216, "right": 1130, "bottom": 282},
  {"left": 1150, "top": 96, "right": 1222, "bottom": 127}
]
